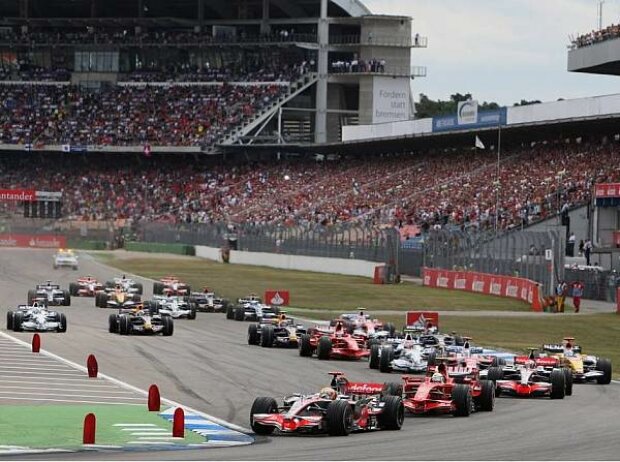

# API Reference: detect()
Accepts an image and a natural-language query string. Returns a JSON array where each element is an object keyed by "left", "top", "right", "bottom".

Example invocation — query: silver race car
[
  {"left": 148, "top": 295, "right": 197, "bottom": 319},
  {"left": 104, "top": 276, "right": 143, "bottom": 295},
  {"left": 28, "top": 281, "right": 70, "bottom": 306},
  {"left": 7, "top": 302, "right": 67, "bottom": 333},
  {"left": 188, "top": 291, "right": 230, "bottom": 313},
  {"left": 53, "top": 249, "right": 78, "bottom": 270},
  {"left": 227, "top": 295, "right": 279, "bottom": 321}
]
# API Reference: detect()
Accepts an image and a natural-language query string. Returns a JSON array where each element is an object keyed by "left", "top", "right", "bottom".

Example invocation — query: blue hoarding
[{"left": 432, "top": 108, "right": 507, "bottom": 133}]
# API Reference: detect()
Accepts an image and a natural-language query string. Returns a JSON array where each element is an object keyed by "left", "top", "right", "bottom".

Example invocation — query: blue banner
[{"left": 432, "top": 108, "right": 507, "bottom": 133}]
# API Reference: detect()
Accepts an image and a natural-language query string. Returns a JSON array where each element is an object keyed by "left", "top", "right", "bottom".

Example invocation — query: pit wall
[{"left": 195, "top": 245, "right": 378, "bottom": 278}]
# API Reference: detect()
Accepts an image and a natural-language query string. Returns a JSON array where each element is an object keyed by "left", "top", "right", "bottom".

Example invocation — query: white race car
[
  {"left": 149, "top": 295, "right": 197, "bottom": 319},
  {"left": 28, "top": 281, "right": 70, "bottom": 306},
  {"left": 53, "top": 249, "right": 78, "bottom": 270},
  {"left": 7, "top": 302, "right": 67, "bottom": 332},
  {"left": 105, "top": 276, "right": 143, "bottom": 295}
]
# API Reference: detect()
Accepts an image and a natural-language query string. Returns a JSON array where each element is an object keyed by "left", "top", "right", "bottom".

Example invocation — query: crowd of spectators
[
  {"left": 331, "top": 58, "right": 385, "bottom": 73},
  {"left": 0, "top": 64, "right": 71, "bottom": 82},
  {"left": 571, "top": 24, "right": 620, "bottom": 48},
  {"left": 0, "top": 141, "right": 618, "bottom": 230}
]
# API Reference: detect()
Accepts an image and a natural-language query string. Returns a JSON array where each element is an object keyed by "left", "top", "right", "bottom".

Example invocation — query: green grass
[
  {"left": 92, "top": 254, "right": 529, "bottom": 312},
  {"left": 0, "top": 404, "right": 205, "bottom": 449}
]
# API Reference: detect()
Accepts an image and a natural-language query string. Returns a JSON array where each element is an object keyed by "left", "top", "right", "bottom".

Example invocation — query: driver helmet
[
  {"left": 203, "top": 286, "right": 210, "bottom": 293},
  {"left": 431, "top": 372, "right": 445, "bottom": 383},
  {"left": 319, "top": 387, "right": 337, "bottom": 400},
  {"left": 527, "top": 359, "right": 536, "bottom": 369}
]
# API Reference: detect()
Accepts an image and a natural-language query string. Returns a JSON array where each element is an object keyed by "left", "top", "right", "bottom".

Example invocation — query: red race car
[
  {"left": 402, "top": 361, "right": 495, "bottom": 417},
  {"left": 250, "top": 372, "right": 404, "bottom": 436},
  {"left": 298, "top": 321, "right": 370, "bottom": 360},
  {"left": 153, "top": 276, "right": 191, "bottom": 296},
  {"left": 69, "top": 276, "right": 104, "bottom": 297}
]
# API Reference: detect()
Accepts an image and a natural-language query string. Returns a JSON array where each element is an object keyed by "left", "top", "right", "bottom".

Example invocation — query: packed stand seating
[
  {"left": 0, "top": 83, "right": 286, "bottom": 147},
  {"left": 0, "top": 64, "right": 71, "bottom": 81},
  {"left": 0, "top": 142, "right": 619, "bottom": 230},
  {"left": 331, "top": 59, "right": 385, "bottom": 73},
  {"left": 571, "top": 24, "right": 620, "bottom": 48}
]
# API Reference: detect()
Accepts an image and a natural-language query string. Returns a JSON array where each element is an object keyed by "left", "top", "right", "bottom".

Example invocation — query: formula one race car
[
  {"left": 299, "top": 321, "right": 370, "bottom": 360},
  {"left": 250, "top": 372, "right": 404, "bottom": 436},
  {"left": 228, "top": 295, "right": 279, "bottom": 322},
  {"left": 69, "top": 276, "right": 105, "bottom": 297},
  {"left": 28, "top": 281, "right": 70, "bottom": 306},
  {"left": 104, "top": 276, "right": 143, "bottom": 295},
  {"left": 248, "top": 313, "right": 305, "bottom": 348},
  {"left": 401, "top": 362, "right": 495, "bottom": 416},
  {"left": 108, "top": 306, "right": 173, "bottom": 336},
  {"left": 541, "top": 338, "right": 612, "bottom": 385},
  {"left": 7, "top": 302, "right": 67, "bottom": 333},
  {"left": 372, "top": 334, "right": 434, "bottom": 373},
  {"left": 153, "top": 276, "right": 191, "bottom": 296},
  {"left": 148, "top": 295, "right": 197, "bottom": 319},
  {"left": 96, "top": 285, "right": 141, "bottom": 309},
  {"left": 188, "top": 290, "right": 230, "bottom": 313},
  {"left": 53, "top": 249, "right": 78, "bottom": 270},
  {"left": 331, "top": 309, "right": 396, "bottom": 337}
]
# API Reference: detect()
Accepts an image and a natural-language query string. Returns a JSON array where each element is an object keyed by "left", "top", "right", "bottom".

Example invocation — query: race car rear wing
[
  {"left": 514, "top": 356, "right": 559, "bottom": 367},
  {"left": 542, "top": 344, "right": 582, "bottom": 353},
  {"left": 36, "top": 284, "right": 60, "bottom": 290}
]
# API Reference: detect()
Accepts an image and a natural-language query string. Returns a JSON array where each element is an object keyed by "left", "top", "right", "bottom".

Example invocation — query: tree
[
  {"left": 513, "top": 99, "right": 542, "bottom": 106},
  {"left": 414, "top": 93, "right": 501, "bottom": 118}
]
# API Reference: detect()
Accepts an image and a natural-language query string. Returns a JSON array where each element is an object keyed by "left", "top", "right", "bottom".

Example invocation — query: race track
[{"left": 1, "top": 249, "right": 619, "bottom": 460}]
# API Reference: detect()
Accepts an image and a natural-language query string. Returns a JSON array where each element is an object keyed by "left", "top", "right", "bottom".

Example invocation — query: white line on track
[
  {"left": 0, "top": 370, "right": 86, "bottom": 376},
  {"left": 0, "top": 374, "right": 106, "bottom": 382},
  {"left": 113, "top": 424, "right": 157, "bottom": 427},
  {"left": 136, "top": 437, "right": 183, "bottom": 440},
  {"left": 0, "top": 391, "right": 145, "bottom": 399},
  {"left": 0, "top": 396, "right": 144, "bottom": 405},
  {"left": 120, "top": 428, "right": 167, "bottom": 432},
  {"left": 0, "top": 385, "right": 136, "bottom": 394},
  {"left": 0, "top": 379, "right": 126, "bottom": 388},
  {"left": 0, "top": 365, "right": 78, "bottom": 371}
]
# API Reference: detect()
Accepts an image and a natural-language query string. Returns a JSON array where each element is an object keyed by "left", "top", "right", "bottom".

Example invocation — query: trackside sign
[
  {"left": 0, "top": 234, "right": 66, "bottom": 248},
  {"left": 0, "top": 189, "right": 36, "bottom": 201},
  {"left": 264, "top": 290, "right": 290, "bottom": 306}
]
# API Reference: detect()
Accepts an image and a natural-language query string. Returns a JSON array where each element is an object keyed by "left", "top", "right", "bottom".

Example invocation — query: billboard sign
[
  {"left": 372, "top": 77, "right": 410, "bottom": 123},
  {"left": 433, "top": 107, "right": 507, "bottom": 133},
  {"left": 457, "top": 100, "right": 478, "bottom": 125}
]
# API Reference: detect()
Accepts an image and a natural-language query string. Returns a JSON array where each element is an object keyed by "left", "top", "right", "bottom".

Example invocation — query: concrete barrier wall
[{"left": 195, "top": 245, "right": 379, "bottom": 277}]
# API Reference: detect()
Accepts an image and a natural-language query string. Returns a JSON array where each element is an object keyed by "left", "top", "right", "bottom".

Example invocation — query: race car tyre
[
  {"left": 369, "top": 344, "right": 380, "bottom": 369},
  {"left": 185, "top": 285, "right": 191, "bottom": 294},
  {"left": 486, "top": 366, "right": 504, "bottom": 382},
  {"left": 132, "top": 295, "right": 141, "bottom": 303},
  {"left": 105, "top": 281, "right": 114, "bottom": 289},
  {"left": 476, "top": 380, "right": 495, "bottom": 412},
  {"left": 384, "top": 322, "right": 396, "bottom": 337},
  {"left": 563, "top": 368, "right": 573, "bottom": 395},
  {"left": 108, "top": 314, "right": 118, "bottom": 333},
  {"left": 188, "top": 304, "right": 197, "bottom": 320},
  {"left": 382, "top": 382, "right": 403, "bottom": 397},
  {"left": 596, "top": 358, "right": 612, "bottom": 385},
  {"left": 153, "top": 282, "right": 163, "bottom": 295},
  {"left": 550, "top": 369, "right": 566, "bottom": 399},
  {"left": 317, "top": 336, "right": 332, "bottom": 360},
  {"left": 69, "top": 283, "right": 79, "bottom": 296},
  {"left": 6, "top": 311, "right": 13, "bottom": 330},
  {"left": 119, "top": 315, "right": 131, "bottom": 335},
  {"left": 12, "top": 312, "right": 23, "bottom": 332},
  {"left": 63, "top": 291, "right": 71, "bottom": 306},
  {"left": 57, "top": 313, "right": 67, "bottom": 333},
  {"left": 377, "top": 395, "right": 404, "bottom": 430},
  {"left": 250, "top": 397, "right": 278, "bottom": 435},
  {"left": 272, "top": 306, "right": 280, "bottom": 316},
  {"left": 379, "top": 346, "right": 394, "bottom": 373},
  {"left": 326, "top": 399, "right": 353, "bottom": 436},
  {"left": 95, "top": 292, "right": 106, "bottom": 308},
  {"left": 134, "top": 283, "right": 143, "bottom": 295},
  {"left": 343, "top": 321, "right": 355, "bottom": 335},
  {"left": 427, "top": 351, "right": 437, "bottom": 367},
  {"left": 234, "top": 307, "right": 244, "bottom": 321},
  {"left": 73, "top": 266, "right": 78, "bottom": 271},
  {"left": 299, "top": 334, "right": 313, "bottom": 357},
  {"left": 454, "top": 335, "right": 465, "bottom": 347},
  {"left": 226, "top": 305, "right": 235, "bottom": 320},
  {"left": 27, "top": 289, "right": 36, "bottom": 304},
  {"left": 248, "top": 324, "right": 259, "bottom": 345},
  {"left": 491, "top": 356, "right": 506, "bottom": 367},
  {"left": 261, "top": 325, "right": 275, "bottom": 348},
  {"left": 452, "top": 384, "right": 473, "bottom": 417},
  {"left": 162, "top": 316, "right": 174, "bottom": 336}
]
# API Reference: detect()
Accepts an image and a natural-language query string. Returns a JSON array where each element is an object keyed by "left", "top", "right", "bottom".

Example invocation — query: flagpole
[{"left": 494, "top": 124, "right": 501, "bottom": 236}]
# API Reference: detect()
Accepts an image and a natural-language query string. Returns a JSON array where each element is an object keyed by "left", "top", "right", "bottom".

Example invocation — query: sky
[{"left": 363, "top": 0, "right": 620, "bottom": 105}]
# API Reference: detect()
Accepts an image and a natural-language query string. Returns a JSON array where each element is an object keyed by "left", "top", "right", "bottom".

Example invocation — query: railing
[
  {"left": 329, "top": 34, "right": 428, "bottom": 48},
  {"left": 330, "top": 65, "right": 427, "bottom": 77}
]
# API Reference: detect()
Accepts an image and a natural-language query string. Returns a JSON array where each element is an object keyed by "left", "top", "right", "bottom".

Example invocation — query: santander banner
[
  {"left": 264, "top": 290, "right": 290, "bottom": 306},
  {"left": 423, "top": 267, "right": 542, "bottom": 311},
  {"left": 406, "top": 311, "right": 440, "bottom": 330},
  {"left": 0, "top": 234, "right": 67, "bottom": 249},
  {"left": 0, "top": 189, "right": 36, "bottom": 202}
]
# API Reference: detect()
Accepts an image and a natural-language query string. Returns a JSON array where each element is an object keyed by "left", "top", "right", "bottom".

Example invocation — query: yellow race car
[{"left": 541, "top": 337, "right": 612, "bottom": 384}]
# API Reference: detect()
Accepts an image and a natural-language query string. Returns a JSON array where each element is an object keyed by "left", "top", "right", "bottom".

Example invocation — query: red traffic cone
[
  {"left": 32, "top": 333, "right": 40, "bottom": 353},
  {"left": 87, "top": 354, "right": 98, "bottom": 378},
  {"left": 83, "top": 413, "right": 96, "bottom": 444},
  {"left": 148, "top": 384, "right": 160, "bottom": 412},
  {"left": 172, "top": 408, "right": 184, "bottom": 438}
]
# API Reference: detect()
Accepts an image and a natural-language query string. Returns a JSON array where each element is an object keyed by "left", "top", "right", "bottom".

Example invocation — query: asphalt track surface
[{"left": 1, "top": 248, "right": 619, "bottom": 460}]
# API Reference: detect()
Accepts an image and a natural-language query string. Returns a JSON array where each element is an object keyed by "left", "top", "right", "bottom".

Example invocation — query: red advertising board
[
  {"left": 406, "top": 311, "right": 439, "bottom": 330},
  {"left": 0, "top": 234, "right": 66, "bottom": 249},
  {"left": 0, "top": 189, "right": 36, "bottom": 202},
  {"left": 264, "top": 290, "right": 290, "bottom": 306},
  {"left": 423, "top": 267, "right": 542, "bottom": 311},
  {"left": 595, "top": 183, "right": 620, "bottom": 199}
]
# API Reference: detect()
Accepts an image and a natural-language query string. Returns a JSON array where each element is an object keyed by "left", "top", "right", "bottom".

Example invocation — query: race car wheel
[
  {"left": 72, "top": 266, "right": 78, "bottom": 271},
  {"left": 343, "top": 321, "right": 355, "bottom": 335},
  {"left": 326, "top": 399, "right": 353, "bottom": 436},
  {"left": 384, "top": 322, "right": 396, "bottom": 337},
  {"left": 188, "top": 304, "right": 197, "bottom": 320},
  {"left": 105, "top": 281, "right": 114, "bottom": 289},
  {"left": 563, "top": 368, "right": 573, "bottom": 395},
  {"left": 119, "top": 315, "right": 131, "bottom": 335},
  {"left": 248, "top": 324, "right": 259, "bottom": 345},
  {"left": 378, "top": 395, "right": 404, "bottom": 430},
  {"left": 234, "top": 307, "right": 245, "bottom": 321},
  {"left": 454, "top": 335, "right": 465, "bottom": 347},
  {"left": 153, "top": 282, "right": 163, "bottom": 295},
  {"left": 57, "top": 313, "right": 67, "bottom": 333},
  {"left": 452, "top": 384, "right": 473, "bottom": 417},
  {"left": 317, "top": 336, "right": 332, "bottom": 360},
  {"left": 108, "top": 314, "right": 118, "bottom": 333},
  {"left": 226, "top": 305, "right": 235, "bottom": 320},
  {"left": 27, "top": 289, "right": 36, "bottom": 304},
  {"left": 382, "top": 382, "right": 403, "bottom": 397},
  {"left": 95, "top": 292, "right": 106, "bottom": 308},
  {"left": 427, "top": 351, "right": 437, "bottom": 367},
  {"left": 6, "top": 311, "right": 14, "bottom": 330},
  {"left": 299, "top": 334, "right": 313, "bottom": 357},
  {"left": 476, "top": 380, "right": 495, "bottom": 412},
  {"left": 491, "top": 356, "right": 506, "bottom": 367},
  {"left": 486, "top": 366, "right": 504, "bottom": 382},
  {"left": 596, "top": 358, "right": 612, "bottom": 385},
  {"left": 550, "top": 369, "right": 566, "bottom": 399},
  {"left": 250, "top": 397, "right": 278, "bottom": 435},
  {"left": 379, "top": 346, "right": 394, "bottom": 373},
  {"left": 134, "top": 283, "right": 143, "bottom": 295},
  {"left": 12, "top": 312, "right": 23, "bottom": 332},
  {"left": 261, "top": 325, "right": 275, "bottom": 348},
  {"left": 369, "top": 344, "right": 380, "bottom": 369},
  {"left": 63, "top": 291, "right": 71, "bottom": 306},
  {"left": 69, "top": 283, "right": 79, "bottom": 296},
  {"left": 162, "top": 316, "right": 174, "bottom": 336}
]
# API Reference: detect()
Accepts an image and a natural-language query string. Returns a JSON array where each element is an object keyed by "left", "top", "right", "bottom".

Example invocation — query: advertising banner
[
  {"left": 0, "top": 234, "right": 66, "bottom": 248},
  {"left": 457, "top": 100, "right": 478, "bottom": 125},
  {"left": 594, "top": 183, "right": 620, "bottom": 198},
  {"left": 432, "top": 107, "right": 507, "bottom": 133},
  {"left": 264, "top": 290, "right": 290, "bottom": 306},
  {"left": 372, "top": 77, "right": 411, "bottom": 123},
  {"left": 405, "top": 311, "right": 439, "bottom": 330},
  {"left": 0, "top": 189, "right": 36, "bottom": 202},
  {"left": 422, "top": 267, "right": 542, "bottom": 311}
]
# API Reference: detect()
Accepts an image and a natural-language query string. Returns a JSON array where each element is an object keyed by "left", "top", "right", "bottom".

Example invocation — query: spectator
[
  {"left": 567, "top": 232, "right": 576, "bottom": 257},
  {"left": 584, "top": 239, "right": 593, "bottom": 266},
  {"left": 578, "top": 239, "right": 585, "bottom": 256},
  {"left": 571, "top": 280, "right": 584, "bottom": 313}
]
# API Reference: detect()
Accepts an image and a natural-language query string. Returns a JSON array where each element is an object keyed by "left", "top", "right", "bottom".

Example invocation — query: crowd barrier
[{"left": 125, "top": 242, "right": 196, "bottom": 256}]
